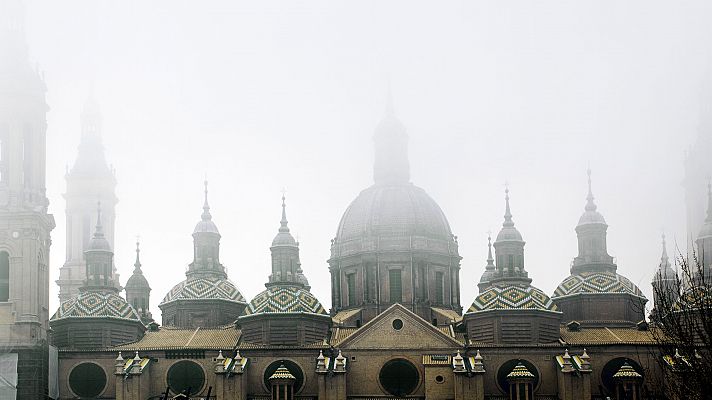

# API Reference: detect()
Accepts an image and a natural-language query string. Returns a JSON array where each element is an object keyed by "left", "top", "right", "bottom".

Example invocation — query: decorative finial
[
  {"left": 201, "top": 179, "right": 212, "bottom": 221},
  {"left": 279, "top": 189, "right": 289, "bottom": 233},
  {"left": 486, "top": 233, "right": 494, "bottom": 267},
  {"left": 660, "top": 232, "right": 670, "bottom": 269},
  {"left": 503, "top": 185, "right": 514, "bottom": 228},
  {"left": 133, "top": 238, "right": 142, "bottom": 273},
  {"left": 585, "top": 168, "right": 597, "bottom": 212}
]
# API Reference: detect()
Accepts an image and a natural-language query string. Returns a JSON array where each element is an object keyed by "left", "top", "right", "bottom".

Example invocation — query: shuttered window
[{"left": 435, "top": 272, "right": 444, "bottom": 304}]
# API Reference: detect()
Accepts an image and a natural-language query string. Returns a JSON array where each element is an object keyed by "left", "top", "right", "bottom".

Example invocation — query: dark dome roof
[
  {"left": 335, "top": 183, "right": 454, "bottom": 245},
  {"left": 126, "top": 272, "right": 150, "bottom": 289}
]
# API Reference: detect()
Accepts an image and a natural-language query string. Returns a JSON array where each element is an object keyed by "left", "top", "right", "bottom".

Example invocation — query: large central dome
[
  {"left": 328, "top": 98, "right": 462, "bottom": 325},
  {"left": 335, "top": 183, "right": 454, "bottom": 251}
]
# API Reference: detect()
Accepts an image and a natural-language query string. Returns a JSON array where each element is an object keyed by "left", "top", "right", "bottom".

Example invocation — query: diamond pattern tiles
[
  {"left": 552, "top": 271, "right": 645, "bottom": 299},
  {"left": 52, "top": 291, "right": 141, "bottom": 321},
  {"left": 244, "top": 285, "right": 327, "bottom": 316},
  {"left": 468, "top": 284, "right": 557, "bottom": 313},
  {"left": 160, "top": 277, "right": 246, "bottom": 305}
]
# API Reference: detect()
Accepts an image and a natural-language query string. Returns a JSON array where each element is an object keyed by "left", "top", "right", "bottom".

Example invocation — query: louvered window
[{"left": 389, "top": 269, "right": 402, "bottom": 303}]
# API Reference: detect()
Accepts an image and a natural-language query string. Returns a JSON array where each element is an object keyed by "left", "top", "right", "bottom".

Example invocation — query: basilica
[{"left": 1, "top": 2, "right": 711, "bottom": 400}]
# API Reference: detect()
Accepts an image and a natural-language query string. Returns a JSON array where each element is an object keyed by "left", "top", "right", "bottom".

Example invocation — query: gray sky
[{"left": 22, "top": 0, "right": 711, "bottom": 315}]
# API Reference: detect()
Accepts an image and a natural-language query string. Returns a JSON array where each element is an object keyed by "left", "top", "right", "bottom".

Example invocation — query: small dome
[
  {"left": 467, "top": 283, "right": 557, "bottom": 313},
  {"left": 334, "top": 184, "right": 455, "bottom": 253},
  {"left": 87, "top": 235, "right": 112, "bottom": 251},
  {"left": 193, "top": 219, "right": 220, "bottom": 235},
  {"left": 272, "top": 231, "right": 296, "bottom": 246},
  {"left": 243, "top": 285, "right": 327, "bottom": 316},
  {"left": 496, "top": 226, "right": 523, "bottom": 242},
  {"left": 126, "top": 272, "right": 150, "bottom": 289},
  {"left": 479, "top": 269, "right": 496, "bottom": 285},
  {"left": 578, "top": 209, "right": 607, "bottom": 226},
  {"left": 552, "top": 271, "right": 646, "bottom": 299},
  {"left": 160, "top": 277, "right": 245, "bottom": 305},
  {"left": 52, "top": 291, "right": 141, "bottom": 321}
]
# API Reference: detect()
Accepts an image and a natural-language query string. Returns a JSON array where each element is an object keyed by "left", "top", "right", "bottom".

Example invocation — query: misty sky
[{"left": 19, "top": 0, "right": 711, "bottom": 315}]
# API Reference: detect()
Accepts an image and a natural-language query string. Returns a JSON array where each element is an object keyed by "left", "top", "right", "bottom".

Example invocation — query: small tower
[
  {"left": 238, "top": 194, "right": 330, "bottom": 346},
  {"left": 159, "top": 181, "right": 246, "bottom": 328},
  {"left": 57, "top": 91, "right": 118, "bottom": 302},
  {"left": 50, "top": 203, "right": 144, "bottom": 349},
  {"left": 477, "top": 234, "right": 496, "bottom": 292},
  {"left": 491, "top": 188, "right": 529, "bottom": 283},
  {"left": 125, "top": 240, "right": 152, "bottom": 323},
  {"left": 465, "top": 188, "right": 560, "bottom": 344},
  {"left": 552, "top": 170, "right": 647, "bottom": 327},
  {"left": 652, "top": 234, "right": 678, "bottom": 319}
]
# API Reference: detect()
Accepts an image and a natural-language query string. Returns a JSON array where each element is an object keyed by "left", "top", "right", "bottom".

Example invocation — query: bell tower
[
  {"left": 0, "top": 0, "right": 55, "bottom": 397},
  {"left": 56, "top": 91, "right": 118, "bottom": 302}
]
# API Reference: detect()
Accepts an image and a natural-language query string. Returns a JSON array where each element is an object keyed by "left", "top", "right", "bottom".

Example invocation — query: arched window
[
  {"left": 0, "top": 252, "right": 9, "bottom": 302},
  {"left": 435, "top": 272, "right": 444, "bottom": 304},
  {"left": 389, "top": 269, "right": 402, "bottom": 303}
]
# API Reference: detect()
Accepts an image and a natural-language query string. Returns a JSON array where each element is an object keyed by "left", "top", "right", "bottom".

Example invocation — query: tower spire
[
  {"left": 133, "top": 239, "right": 142, "bottom": 274},
  {"left": 373, "top": 90, "right": 410, "bottom": 185},
  {"left": 585, "top": 168, "right": 597, "bottom": 212},
  {"left": 280, "top": 190, "right": 290, "bottom": 233},
  {"left": 486, "top": 233, "right": 495, "bottom": 268},
  {"left": 202, "top": 179, "right": 212, "bottom": 221},
  {"left": 503, "top": 186, "right": 514, "bottom": 228}
]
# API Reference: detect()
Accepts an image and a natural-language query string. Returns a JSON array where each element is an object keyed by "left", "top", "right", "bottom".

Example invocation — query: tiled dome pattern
[
  {"left": 552, "top": 271, "right": 645, "bottom": 299},
  {"left": 160, "top": 277, "right": 246, "bottom": 305},
  {"left": 52, "top": 291, "right": 140, "bottom": 321},
  {"left": 468, "top": 284, "right": 557, "bottom": 313},
  {"left": 244, "top": 286, "right": 326, "bottom": 316}
]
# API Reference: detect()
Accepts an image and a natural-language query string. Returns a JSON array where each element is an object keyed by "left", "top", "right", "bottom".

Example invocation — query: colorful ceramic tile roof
[
  {"left": 673, "top": 285, "right": 711, "bottom": 311},
  {"left": 467, "top": 284, "right": 558, "bottom": 313},
  {"left": 160, "top": 277, "right": 246, "bottom": 305},
  {"left": 559, "top": 326, "right": 657, "bottom": 345},
  {"left": 269, "top": 364, "right": 296, "bottom": 381},
  {"left": 613, "top": 363, "right": 642, "bottom": 379},
  {"left": 113, "top": 326, "right": 240, "bottom": 351},
  {"left": 243, "top": 285, "right": 327, "bottom": 316},
  {"left": 52, "top": 291, "right": 141, "bottom": 321},
  {"left": 507, "top": 362, "right": 535, "bottom": 379},
  {"left": 552, "top": 271, "right": 645, "bottom": 299}
]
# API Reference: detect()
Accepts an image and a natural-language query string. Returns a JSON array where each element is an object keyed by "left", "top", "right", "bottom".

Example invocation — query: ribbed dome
[
  {"left": 52, "top": 291, "right": 140, "bottom": 321},
  {"left": 160, "top": 277, "right": 245, "bottom": 305},
  {"left": 496, "top": 226, "right": 523, "bottom": 242},
  {"left": 243, "top": 285, "right": 327, "bottom": 316},
  {"left": 194, "top": 219, "right": 220, "bottom": 235},
  {"left": 335, "top": 183, "right": 454, "bottom": 245},
  {"left": 87, "top": 235, "right": 112, "bottom": 251}
]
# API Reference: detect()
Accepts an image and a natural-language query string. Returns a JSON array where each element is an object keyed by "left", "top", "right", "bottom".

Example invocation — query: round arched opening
[
  {"left": 69, "top": 362, "right": 107, "bottom": 398},
  {"left": 167, "top": 360, "right": 205, "bottom": 395},
  {"left": 601, "top": 357, "right": 644, "bottom": 393},
  {"left": 263, "top": 360, "right": 305, "bottom": 393},
  {"left": 496, "top": 359, "right": 540, "bottom": 394},
  {"left": 379, "top": 358, "right": 419, "bottom": 396}
]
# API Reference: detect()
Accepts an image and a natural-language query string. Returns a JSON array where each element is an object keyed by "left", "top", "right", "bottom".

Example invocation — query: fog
[{"left": 17, "top": 0, "right": 711, "bottom": 315}]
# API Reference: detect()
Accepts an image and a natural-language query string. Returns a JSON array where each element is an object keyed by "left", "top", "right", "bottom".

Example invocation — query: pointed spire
[
  {"left": 660, "top": 233, "right": 670, "bottom": 268},
  {"left": 133, "top": 239, "right": 143, "bottom": 274},
  {"left": 202, "top": 179, "right": 212, "bottom": 221},
  {"left": 503, "top": 186, "right": 514, "bottom": 228},
  {"left": 585, "top": 168, "right": 597, "bottom": 212},
  {"left": 486, "top": 234, "right": 494, "bottom": 268},
  {"left": 279, "top": 191, "right": 290, "bottom": 233},
  {"left": 373, "top": 89, "right": 410, "bottom": 185}
]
